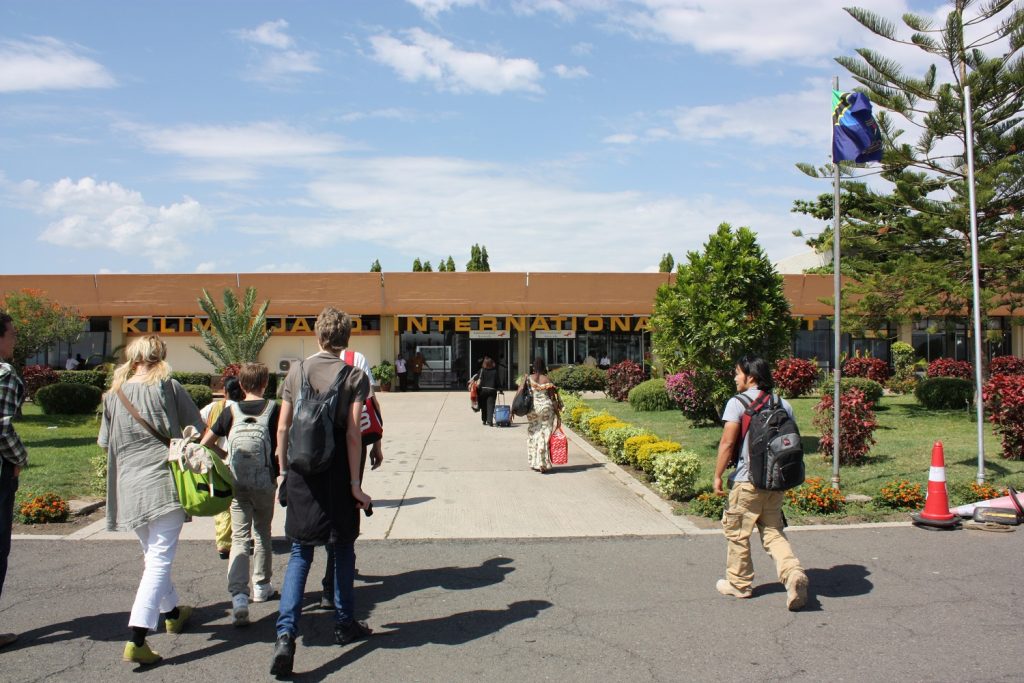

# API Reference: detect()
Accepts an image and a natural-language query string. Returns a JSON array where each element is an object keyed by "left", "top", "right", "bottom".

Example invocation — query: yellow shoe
[
  {"left": 123, "top": 641, "right": 162, "bottom": 665},
  {"left": 164, "top": 605, "right": 193, "bottom": 634}
]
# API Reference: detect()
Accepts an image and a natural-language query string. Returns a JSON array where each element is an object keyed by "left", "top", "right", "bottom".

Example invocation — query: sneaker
[
  {"left": 123, "top": 641, "right": 162, "bottom": 665},
  {"left": 785, "top": 571, "right": 809, "bottom": 611},
  {"left": 231, "top": 594, "right": 250, "bottom": 627},
  {"left": 334, "top": 619, "right": 372, "bottom": 645},
  {"left": 164, "top": 605, "right": 193, "bottom": 634},
  {"left": 270, "top": 632, "right": 295, "bottom": 677},
  {"left": 253, "top": 583, "right": 277, "bottom": 603},
  {"left": 0, "top": 632, "right": 16, "bottom": 649},
  {"left": 318, "top": 593, "right": 335, "bottom": 610},
  {"left": 715, "top": 579, "right": 752, "bottom": 599}
]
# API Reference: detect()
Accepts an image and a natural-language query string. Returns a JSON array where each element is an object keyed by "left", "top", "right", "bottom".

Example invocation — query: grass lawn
[
  {"left": 12, "top": 403, "right": 104, "bottom": 506},
  {"left": 584, "top": 393, "right": 1024, "bottom": 522}
]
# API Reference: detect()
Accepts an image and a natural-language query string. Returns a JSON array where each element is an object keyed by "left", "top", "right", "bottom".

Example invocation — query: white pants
[{"left": 129, "top": 508, "right": 185, "bottom": 630}]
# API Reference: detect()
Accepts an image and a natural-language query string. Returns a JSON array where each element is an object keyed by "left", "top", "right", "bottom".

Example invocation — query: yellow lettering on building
[
  {"left": 434, "top": 316, "right": 450, "bottom": 332},
  {"left": 479, "top": 316, "right": 497, "bottom": 331},
  {"left": 583, "top": 316, "right": 603, "bottom": 332},
  {"left": 192, "top": 317, "right": 212, "bottom": 332},
  {"left": 351, "top": 317, "right": 362, "bottom": 332},
  {"left": 530, "top": 316, "right": 550, "bottom": 331},
  {"left": 454, "top": 316, "right": 471, "bottom": 332},
  {"left": 507, "top": 316, "right": 526, "bottom": 332},
  {"left": 635, "top": 317, "right": 650, "bottom": 332},
  {"left": 123, "top": 318, "right": 143, "bottom": 334},
  {"left": 408, "top": 317, "right": 428, "bottom": 333},
  {"left": 290, "top": 318, "right": 311, "bottom": 334},
  {"left": 159, "top": 318, "right": 174, "bottom": 334},
  {"left": 610, "top": 316, "right": 629, "bottom": 332}
]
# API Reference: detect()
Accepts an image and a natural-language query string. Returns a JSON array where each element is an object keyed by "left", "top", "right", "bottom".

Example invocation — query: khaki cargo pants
[{"left": 722, "top": 482, "right": 803, "bottom": 592}]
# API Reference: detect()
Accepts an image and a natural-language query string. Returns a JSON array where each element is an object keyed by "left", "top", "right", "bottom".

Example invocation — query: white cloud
[
  {"left": 136, "top": 122, "right": 348, "bottom": 161},
  {"left": 405, "top": 0, "right": 483, "bottom": 19},
  {"left": 603, "top": 133, "right": 637, "bottom": 144},
  {"left": 233, "top": 19, "right": 321, "bottom": 83},
  {"left": 553, "top": 64, "right": 589, "bottom": 79},
  {"left": 570, "top": 41, "right": 594, "bottom": 56},
  {"left": 512, "top": 0, "right": 578, "bottom": 20},
  {"left": 0, "top": 37, "right": 116, "bottom": 92},
  {"left": 16, "top": 177, "right": 212, "bottom": 268},
  {"left": 195, "top": 261, "right": 218, "bottom": 273},
  {"left": 369, "top": 28, "right": 543, "bottom": 94}
]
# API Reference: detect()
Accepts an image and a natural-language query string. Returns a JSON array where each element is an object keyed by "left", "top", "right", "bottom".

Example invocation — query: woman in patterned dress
[{"left": 521, "top": 357, "right": 562, "bottom": 472}]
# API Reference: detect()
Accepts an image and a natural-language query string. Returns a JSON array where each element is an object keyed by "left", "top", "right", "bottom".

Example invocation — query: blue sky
[{"left": 0, "top": 0, "right": 947, "bottom": 274}]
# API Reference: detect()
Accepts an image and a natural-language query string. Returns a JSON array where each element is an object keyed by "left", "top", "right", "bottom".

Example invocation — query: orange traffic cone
[{"left": 912, "top": 441, "right": 961, "bottom": 529}]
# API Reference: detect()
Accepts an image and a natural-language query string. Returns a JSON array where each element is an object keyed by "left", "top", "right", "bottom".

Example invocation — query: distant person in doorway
[
  {"left": 476, "top": 356, "right": 499, "bottom": 426},
  {"left": 521, "top": 357, "right": 561, "bottom": 472},
  {"left": 65, "top": 355, "right": 80, "bottom": 370},
  {"left": 599, "top": 353, "right": 611, "bottom": 369},
  {"left": 395, "top": 354, "right": 408, "bottom": 391},
  {"left": 583, "top": 352, "right": 598, "bottom": 368},
  {"left": 411, "top": 351, "right": 426, "bottom": 390}
]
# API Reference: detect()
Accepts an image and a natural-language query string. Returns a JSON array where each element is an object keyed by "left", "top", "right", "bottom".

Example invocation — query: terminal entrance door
[{"left": 469, "top": 338, "right": 512, "bottom": 390}]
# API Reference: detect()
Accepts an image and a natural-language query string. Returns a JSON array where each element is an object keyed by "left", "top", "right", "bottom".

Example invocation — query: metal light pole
[
  {"left": 831, "top": 76, "right": 842, "bottom": 490},
  {"left": 963, "top": 85, "right": 986, "bottom": 484}
]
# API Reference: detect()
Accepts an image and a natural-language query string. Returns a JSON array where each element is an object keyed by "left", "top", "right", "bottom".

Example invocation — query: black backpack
[
  {"left": 288, "top": 360, "right": 348, "bottom": 476},
  {"left": 735, "top": 391, "right": 805, "bottom": 491}
]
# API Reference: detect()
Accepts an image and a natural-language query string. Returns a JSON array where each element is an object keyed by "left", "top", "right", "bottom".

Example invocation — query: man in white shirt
[{"left": 65, "top": 355, "right": 79, "bottom": 370}]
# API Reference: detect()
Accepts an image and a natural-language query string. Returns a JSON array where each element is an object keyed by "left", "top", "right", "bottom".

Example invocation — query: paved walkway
[{"left": 67, "top": 391, "right": 695, "bottom": 542}]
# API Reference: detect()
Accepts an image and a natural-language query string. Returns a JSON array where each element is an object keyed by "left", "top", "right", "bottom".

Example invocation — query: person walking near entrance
[
  {"left": 476, "top": 356, "right": 499, "bottom": 426},
  {"left": 411, "top": 351, "right": 426, "bottom": 390},
  {"left": 713, "top": 355, "right": 808, "bottom": 611},
  {"left": 201, "top": 376, "right": 244, "bottom": 560},
  {"left": 395, "top": 354, "right": 408, "bottom": 391},
  {"left": 520, "top": 357, "right": 561, "bottom": 472},
  {"left": 0, "top": 311, "right": 26, "bottom": 649}
]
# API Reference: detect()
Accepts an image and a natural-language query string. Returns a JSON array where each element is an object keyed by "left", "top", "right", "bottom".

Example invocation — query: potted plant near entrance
[{"left": 372, "top": 360, "right": 396, "bottom": 392}]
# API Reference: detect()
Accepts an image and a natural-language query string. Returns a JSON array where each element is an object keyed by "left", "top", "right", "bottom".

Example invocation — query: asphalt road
[{"left": 1, "top": 526, "right": 1021, "bottom": 682}]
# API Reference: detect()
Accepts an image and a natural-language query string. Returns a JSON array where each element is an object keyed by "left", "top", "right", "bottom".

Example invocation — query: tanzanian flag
[{"left": 832, "top": 90, "right": 883, "bottom": 163}]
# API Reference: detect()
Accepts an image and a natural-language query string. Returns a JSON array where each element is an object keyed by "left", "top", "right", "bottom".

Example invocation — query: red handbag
[
  {"left": 343, "top": 351, "right": 383, "bottom": 445},
  {"left": 549, "top": 427, "right": 568, "bottom": 465}
]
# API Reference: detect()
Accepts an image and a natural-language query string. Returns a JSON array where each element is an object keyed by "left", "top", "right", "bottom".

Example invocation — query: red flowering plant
[
  {"left": 927, "top": 357, "right": 973, "bottom": 379},
  {"left": 773, "top": 357, "right": 820, "bottom": 398},
  {"left": 842, "top": 356, "right": 891, "bottom": 383},
  {"left": 813, "top": 387, "right": 877, "bottom": 465},
  {"left": 989, "top": 356, "right": 1024, "bottom": 376},
  {"left": 877, "top": 479, "right": 925, "bottom": 510},
  {"left": 665, "top": 368, "right": 722, "bottom": 424},
  {"left": 786, "top": 477, "right": 846, "bottom": 514},
  {"left": 21, "top": 364, "right": 59, "bottom": 400},
  {"left": 982, "top": 374, "right": 1024, "bottom": 460},
  {"left": 18, "top": 493, "right": 70, "bottom": 524},
  {"left": 606, "top": 360, "right": 646, "bottom": 402}
]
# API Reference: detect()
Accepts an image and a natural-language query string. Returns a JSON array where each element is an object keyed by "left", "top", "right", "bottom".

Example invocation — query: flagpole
[
  {"left": 831, "top": 76, "right": 842, "bottom": 490},
  {"left": 963, "top": 84, "right": 986, "bottom": 484}
]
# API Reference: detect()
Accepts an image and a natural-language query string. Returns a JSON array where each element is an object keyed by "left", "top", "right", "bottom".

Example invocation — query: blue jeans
[
  {"left": 276, "top": 540, "right": 355, "bottom": 637},
  {"left": 0, "top": 460, "right": 18, "bottom": 599}
]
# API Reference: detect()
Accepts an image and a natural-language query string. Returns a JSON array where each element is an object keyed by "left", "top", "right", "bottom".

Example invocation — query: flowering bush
[
  {"left": 568, "top": 405, "right": 595, "bottom": 429},
  {"left": 689, "top": 491, "right": 726, "bottom": 518},
  {"left": 635, "top": 440, "right": 683, "bottom": 476},
  {"left": 602, "top": 426, "right": 649, "bottom": 464},
  {"left": 21, "top": 364, "right": 59, "bottom": 400},
  {"left": 969, "top": 481, "right": 1008, "bottom": 501},
  {"left": 842, "top": 356, "right": 891, "bottom": 383},
  {"left": 813, "top": 388, "right": 877, "bottom": 465},
  {"left": 786, "top": 477, "right": 846, "bottom": 514},
  {"left": 664, "top": 368, "right": 722, "bottom": 425},
  {"left": 990, "top": 356, "right": 1024, "bottom": 376},
  {"left": 18, "top": 493, "right": 70, "bottom": 524},
  {"left": 623, "top": 434, "right": 660, "bottom": 467},
  {"left": 773, "top": 357, "right": 820, "bottom": 398},
  {"left": 982, "top": 374, "right": 1024, "bottom": 460},
  {"left": 876, "top": 480, "right": 925, "bottom": 510},
  {"left": 606, "top": 360, "right": 647, "bottom": 402},
  {"left": 652, "top": 450, "right": 702, "bottom": 500},
  {"left": 595, "top": 420, "right": 629, "bottom": 446},
  {"left": 584, "top": 413, "right": 619, "bottom": 440},
  {"left": 927, "top": 357, "right": 973, "bottom": 380}
]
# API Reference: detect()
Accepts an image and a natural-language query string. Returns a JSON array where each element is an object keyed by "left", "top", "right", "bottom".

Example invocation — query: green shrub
[
  {"left": 624, "top": 434, "right": 660, "bottom": 467},
  {"left": 595, "top": 420, "right": 629, "bottom": 446},
  {"left": 653, "top": 450, "right": 702, "bottom": 500},
  {"left": 584, "top": 412, "right": 619, "bottom": 440},
  {"left": 602, "top": 425, "right": 648, "bottom": 464},
  {"left": 915, "top": 377, "right": 973, "bottom": 410},
  {"left": 636, "top": 440, "right": 683, "bottom": 475},
  {"left": 627, "top": 379, "right": 675, "bottom": 412},
  {"left": 689, "top": 491, "right": 726, "bottom": 518},
  {"left": 819, "top": 373, "right": 884, "bottom": 404},
  {"left": 568, "top": 405, "right": 596, "bottom": 429},
  {"left": 182, "top": 384, "right": 213, "bottom": 409},
  {"left": 57, "top": 370, "right": 108, "bottom": 390},
  {"left": 171, "top": 371, "right": 212, "bottom": 387},
  {"left": 548, "top": 365, "right": 608, "bottom": 393},
  {"left": 34, "top": 383, "right": 102, "bottom": 415}
]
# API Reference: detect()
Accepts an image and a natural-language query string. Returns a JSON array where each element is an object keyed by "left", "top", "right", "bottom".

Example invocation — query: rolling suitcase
[{"left": 493, "top": 393, "right": 512, "bottom": 427}]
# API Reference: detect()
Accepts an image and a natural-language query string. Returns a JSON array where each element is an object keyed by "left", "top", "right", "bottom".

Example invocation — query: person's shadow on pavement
[
  {"left": 751, "top": 564, "right": 872, "bottom": 611},
  {"left": 355, "top": 556, "right": 516, "bottom": 616},
  {"left": 290, "top": 599, "right": 553, "bottom": 681}
]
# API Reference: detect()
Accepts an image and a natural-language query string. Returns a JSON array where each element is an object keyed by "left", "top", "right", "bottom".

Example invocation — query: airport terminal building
[{"left": 2, "top": 272, "right": 1021, "bottom": 388}]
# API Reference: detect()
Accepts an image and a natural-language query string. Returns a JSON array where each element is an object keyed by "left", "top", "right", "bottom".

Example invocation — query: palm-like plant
[{"left": 191, "top": 287, "right": 272, "bottom": 371}]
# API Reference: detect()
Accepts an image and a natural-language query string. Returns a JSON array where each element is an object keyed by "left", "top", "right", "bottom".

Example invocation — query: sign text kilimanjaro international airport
[
  {"left": 122, "top": 316, "right": 369, "bottom": 335},
  {"left": 400, "top": 315, "right": 649, "bottom": 334}
]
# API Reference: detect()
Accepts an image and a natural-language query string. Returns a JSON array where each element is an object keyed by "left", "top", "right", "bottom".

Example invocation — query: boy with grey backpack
[{"left": 201, "top": 363, "right": 281, "bottom": 626}]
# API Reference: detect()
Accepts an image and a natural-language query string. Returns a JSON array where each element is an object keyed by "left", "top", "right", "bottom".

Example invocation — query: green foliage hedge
[
  {"left": 915, "top": 377, "right": 973, "bottom": 410},
  {"left": 652, "top": 450, "right": 702, "bottom": 500},
  {"left": 171, "top": 372, "right": 213, "bottom": 387},
  {"left": 548, "top": 365, "right": 607, "bottom": 393},
  {"left": 627, "top": 378, "right": 675, "bottom": 412},
  {"left": 819, "top": 374, "right": 884, "bottom": 405},
  {"left": 56, "top": 370, "right": 108, "bottom": 390},
  {"left": 182, "top": 384, "right": 213, "bottom": 409},
  {"left": 34, "top": 383, "right": 103, "bottom": 415}
]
